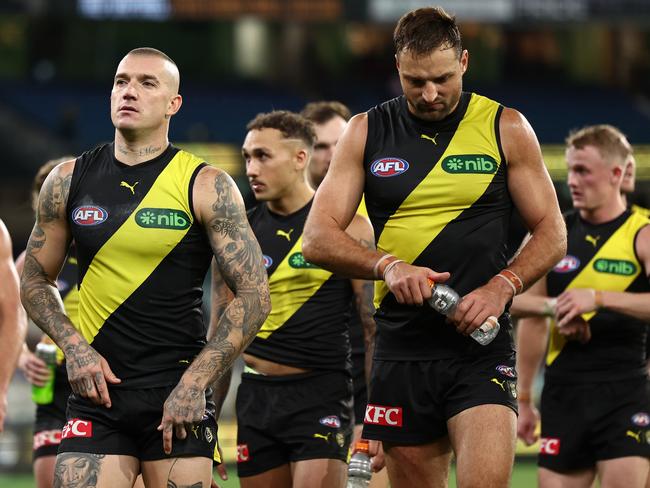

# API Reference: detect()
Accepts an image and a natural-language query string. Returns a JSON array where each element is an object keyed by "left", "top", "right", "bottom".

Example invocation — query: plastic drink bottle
[
  {"left": 428, "top": 283, "right": 500, "bottom": 346},
  {"left": 31, "top": 342, "right": 57, "bottom": 405},
  {"left": 347, "top": 439, "right": 372, "bottom": 488}
]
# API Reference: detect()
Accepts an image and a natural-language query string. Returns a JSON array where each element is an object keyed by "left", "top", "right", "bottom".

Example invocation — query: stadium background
[{"left": 0, "top": 0, "right": 649, "bottom": 485}]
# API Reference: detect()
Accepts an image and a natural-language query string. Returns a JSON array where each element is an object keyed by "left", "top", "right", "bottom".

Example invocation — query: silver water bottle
[{"left": 428, "top": 283, "right": 500, "bottom": 346}]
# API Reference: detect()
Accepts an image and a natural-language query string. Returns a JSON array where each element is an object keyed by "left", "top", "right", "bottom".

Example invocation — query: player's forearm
[
  {"left": 183, "top": 289, "right": 270, "bottom": 390},
  {"left": 509, "top": 214, "right": 566, "bottom": 293},
  {"left": 211, "top": 367, "right": 233, "bottom": 419},
  {"left": 303, "top": 214, "right": 382, "bottom": 280},
  {"left": 0, "top": 308, "right": 27, "bottom": 395},
  {"left": 515, "top": 316, "right": 549, "bottom": 399},
  {"left": 20, "top": 256, "right": 79, "bottom": 345},
  {"left": 511, "top": 294, "right": 556, "bottom": 318},
  {"left": 598, "top": 291, "right": 650, "bottom": 322}
]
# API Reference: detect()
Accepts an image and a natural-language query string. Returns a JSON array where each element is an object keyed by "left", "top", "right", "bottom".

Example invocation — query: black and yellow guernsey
[
  {"left": 245, "top": 200, "right": 352, "bottom": 372},
  {"left": 546, "top": 209, "right": 649, "bottom": 383},
  {"left": 66, "top": 143, "right": 212, "bottom": 388},
  {"left": 364, "top": 92, "right": 513, "bottom": 360}
]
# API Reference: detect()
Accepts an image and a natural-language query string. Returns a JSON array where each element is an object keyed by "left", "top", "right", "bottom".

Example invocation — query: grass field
[{"left": 0, "top": 459, "right": 538, "bottom": 487}]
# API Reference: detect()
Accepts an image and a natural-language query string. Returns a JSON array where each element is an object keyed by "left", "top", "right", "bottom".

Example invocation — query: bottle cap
[{"left": 354, "top": 439, "right": 370, "bottom": 453}]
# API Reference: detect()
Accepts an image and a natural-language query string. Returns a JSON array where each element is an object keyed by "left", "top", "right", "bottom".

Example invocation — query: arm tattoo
[{"left": 185, "top": 171, "right": 270, "bottom": 388}]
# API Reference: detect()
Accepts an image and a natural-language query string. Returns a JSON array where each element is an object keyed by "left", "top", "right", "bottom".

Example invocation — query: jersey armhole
[
  {"left": 494, "top": 104, "right": 507, "bottom": 167},
  {"left": 188, "top": 162, "right": 209, "bottom": 222}
]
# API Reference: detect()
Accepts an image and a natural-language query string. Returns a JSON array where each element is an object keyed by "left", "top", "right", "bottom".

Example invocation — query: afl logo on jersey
[
  {"left": 72, "top": 206, "right": 108, "bottom": 226},
  {"left": 553, "top": 255, "right": 580, "bottom": 273},
  {"left": 263, "top": 255, "right": 273, "bottom": 269},
  {"left": 370, "top": 157, "right": 409, "bottom": 177}
]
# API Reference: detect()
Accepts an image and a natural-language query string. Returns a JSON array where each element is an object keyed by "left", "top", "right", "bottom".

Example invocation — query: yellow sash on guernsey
[
  {"left": 546, "top": 212, "right": 648, "bottom": 365},
  {"left": 373, "top": 95, "right": 502, "bottom": 307},
  {"left": 256, "top": 235, "right": 332, "bottom": 339},
  {"left": 77, "top": 151, "right": 203, "bottom": 344}
]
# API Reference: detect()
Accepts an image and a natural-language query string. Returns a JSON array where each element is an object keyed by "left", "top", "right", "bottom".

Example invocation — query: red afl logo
[
  {"left": 370, "top": 158, "right": 410, "bottom": 177},
  {"left": 553, "top": 255, "right": 580, "bottom": 273},
  {"left": 72, "top": 206, "right": 108, "bottom": 226}
]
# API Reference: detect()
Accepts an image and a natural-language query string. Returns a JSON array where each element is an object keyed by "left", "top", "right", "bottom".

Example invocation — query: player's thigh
[
  {"left": 382, "top": 438, "right": 452, "bottom": 488},
  {"left": 291, "top": 458, "right": 347, "bottom": 488},
  {"left": 448, "top": 404, "right": 516, "bottom": 488},
  {"left": 54, "top": 452, "right": 139, "bottom": 488},
  {"left": 597, "top": 456, "right": 650, "bottom": 488},
  {"left": 33, "top": 455, "right": 56, "bottom": 488},
  {"left": 141, "top": 456, "right": 212, "bottom": 488},
  {"left": 239, "top": 464, "right": 292, "bottom": 488},
  {"left": 538, "top": 466, "right": 596, "bottom": 488}
]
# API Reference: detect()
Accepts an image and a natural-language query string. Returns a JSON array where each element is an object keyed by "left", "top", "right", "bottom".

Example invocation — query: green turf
[{"left": 0, "top": 460, "right": 538, "bottom": 487}]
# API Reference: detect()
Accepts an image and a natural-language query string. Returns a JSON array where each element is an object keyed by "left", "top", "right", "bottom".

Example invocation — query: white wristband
[{"left": 495, "top": 273, "right": 517, "bottom": 296}]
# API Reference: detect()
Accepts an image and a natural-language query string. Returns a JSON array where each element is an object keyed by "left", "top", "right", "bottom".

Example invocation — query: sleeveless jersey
[
  {"left": 245, "top": 200, "right": 352, "bottom": 372},
  {"left": 66, "top": 143, "right": 212, "bottom": 388},
  {"left": 364, "top": 92, "right": 513, "bottom": 360},
  {"left": 546, "top": 209, "right": 649, "bottom": 383}
]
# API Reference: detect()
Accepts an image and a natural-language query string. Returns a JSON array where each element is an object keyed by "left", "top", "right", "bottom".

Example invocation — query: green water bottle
[{"left": 31, "top": 343, "right": 57, "bottom": 405}]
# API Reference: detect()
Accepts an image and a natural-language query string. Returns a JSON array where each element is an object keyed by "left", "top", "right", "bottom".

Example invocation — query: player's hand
[
  {"left": 557, "top": 316, "right": 591, "bottom": 343},
  {"left": 158, "top": 380, "right": 206, "bottom": 455},
  {"left": 517, "top": 402, "right": 540, "bottom": 446},
  {"left": 450, "top": 279, "right": 509, "bottom": 336},
  {"left": 66, "top": 343, "right": 120, "bottom": 408},
  {"left": 214, "top": 446, "right": 228, "bottom": 485},
  {"left": 19, "top": 349, "right": 50, "bottom": 387},
  {"left": 367, "top": 439, "right": 386, "bottom": 472},
  {"left": 555, "top": 288, "right": 597, "bottom": 327},
  {"left": 384, "top": 262, "right": 450, "bottom": 306}
]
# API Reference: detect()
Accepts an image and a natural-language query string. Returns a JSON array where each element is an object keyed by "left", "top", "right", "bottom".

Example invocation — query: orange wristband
[
  {"left": 498, "top": 269, "right": 524, "bottom": 295},
  {"left": 594, "top": 289, "right": 604, "bottom": 309},
  {"left": 517, "top": 390, "right": 531, "bottom": 404}
]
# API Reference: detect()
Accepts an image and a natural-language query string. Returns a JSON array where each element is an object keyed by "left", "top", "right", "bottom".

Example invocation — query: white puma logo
[
  {"left": 276, "top": 229, "right": 294, "bottom": 242},
  {"left": 585, "top": 235, "right": 600, "bottom": 247},
  {"left": 120, "top": 181, "right": 139, "bottom": 195},
  {"left": 421, "top": 133, "right": 439, "bottom": 145}
]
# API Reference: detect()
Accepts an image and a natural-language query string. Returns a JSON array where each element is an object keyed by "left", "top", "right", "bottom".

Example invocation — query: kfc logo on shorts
[
  {"left": 370, "top": 158, "right": 409, "bottom": 177},
  {"left": 553, "top": 255, "right": 580, "bottom": 273},
  {"left": 33, "top": 429, "right": 62, "bottom": 450},
  {"left": 319, "top": 415, "right": 341, "bottom": 429},
  {"left": 364, "top": 404, "right": 403, "bottom": 427},
  {"left": 632, "top": 412, "right": 650, "bottom": 427},
  {"left": 61, "top": 419, "right": 93, "bottom": 439},
  {"left": 237, "top": 444, "right": 250, "bottom": 463},
  {"left": 72, "top": 206, "right": 108, "bottom": 226},
  {"left": 539, "top": 437, "right": 561, "bottom": 455}
]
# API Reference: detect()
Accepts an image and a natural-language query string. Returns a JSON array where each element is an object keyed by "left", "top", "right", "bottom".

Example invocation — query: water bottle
[
  {"left": 347, "top": 439, "right": 372, "bottom": 488},
  {"left": 428, "top": 282, "right": 500, "bottom": 346},
  {"left": 31, "top": 342, "right": 57, "bottom": 405}
]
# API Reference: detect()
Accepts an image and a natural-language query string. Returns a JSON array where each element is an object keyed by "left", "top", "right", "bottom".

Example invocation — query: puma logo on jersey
[
  {"left": 276, "top": 229, "right": 294, "bottom": 241},
  {"left": 421, "top": 133, "right": 439, "bottom": 145},
  {"left": 191, "top": 425, "right": 200, "bottom": 439},
  {"left": 313, "top": 433, "right": 331, "bottom": 442},
  {"left": 491, "top": 378, "right": 506, "bottom": 391},
  {"left": 120, "top": 181, "right": 139, "bottom": 195},
  {"left": 585, "top": 234, "right": 600, "bottom": 247},
  {"left": 626, "top": 430, "right": 642, "bottom": 443}
]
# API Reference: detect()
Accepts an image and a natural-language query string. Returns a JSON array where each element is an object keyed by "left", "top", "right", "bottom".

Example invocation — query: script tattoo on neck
[{"left": 117, "top": 144, "right": 162, "bottom": 157}]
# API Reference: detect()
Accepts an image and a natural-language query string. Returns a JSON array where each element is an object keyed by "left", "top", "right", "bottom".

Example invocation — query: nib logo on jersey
[
  {"left": 72, "top": 206, "right": 108, "bottom": 226},
  {"left": 61, "top": 419, "right": 93, "bottom": 439},
  {"left": 370, "top": 157, "right": 409, "bottom": 177},
  {"left": 442, "top": 155, "right": 497, "bottom": 174},
  {"left": 593, "top": 258, "right": 637, "bottom": 276},
  {"left": 136, "top": 208, "right": 191, "bottom": 230},
  {"left": 364, "top": 404, "right": 403, "bottom": 427}
]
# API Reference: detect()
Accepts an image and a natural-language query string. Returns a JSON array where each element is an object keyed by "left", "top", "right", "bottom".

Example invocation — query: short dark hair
[
  {"left": 246, "top": 110, "right": 316, "bottom": 148},
  {"left": 301, "top": 101, "right": 351, "bottom": 124},
  {"left": 393, "top": 7, "right": 462, "bottom": 58},
  {"left": 566, "top": 124, "right": 632, "bottom": 166},
  {"left": 127, "top": 47, "right": 177, "bottom": 67}
]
